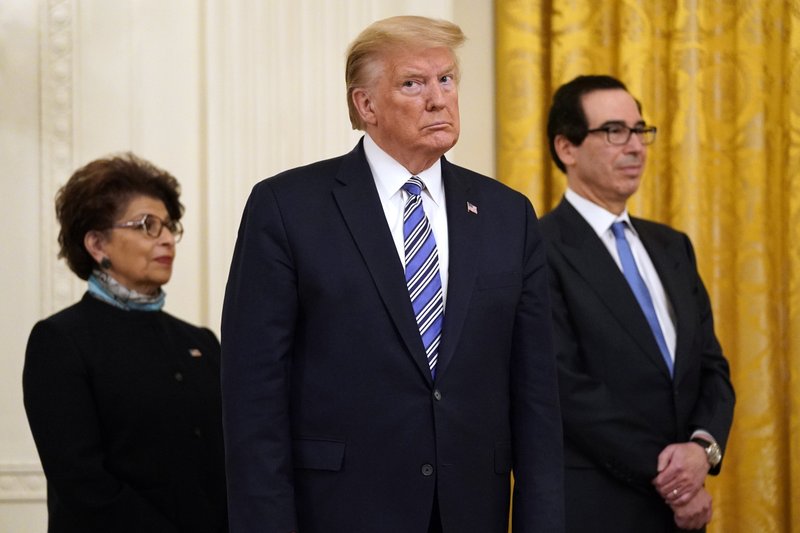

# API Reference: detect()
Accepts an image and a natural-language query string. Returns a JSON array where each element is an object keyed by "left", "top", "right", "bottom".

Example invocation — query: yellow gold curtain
[{"left": 496, "top": 1, "right": 800, "bottom": 532}]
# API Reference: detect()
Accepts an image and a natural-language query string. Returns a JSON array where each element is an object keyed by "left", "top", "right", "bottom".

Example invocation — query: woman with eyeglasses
[{"left": 23, "top": 153, "right": 227, "bottom": 533}]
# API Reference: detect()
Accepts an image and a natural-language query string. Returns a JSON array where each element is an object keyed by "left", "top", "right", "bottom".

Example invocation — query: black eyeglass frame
[
  {"left": 586, "top": 124, "right": 658, "bottom": 145},
  {"left": 111, "top": 213, "right": 184, "bottom": 242}
]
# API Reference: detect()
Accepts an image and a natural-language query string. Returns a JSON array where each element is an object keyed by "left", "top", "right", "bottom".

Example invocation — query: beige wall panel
[
  {"left": 0, "top": 2, "right": 51, "bottom": 531},
  {"left": 453, "top": 0, "right": 494, "bottom": 178}
]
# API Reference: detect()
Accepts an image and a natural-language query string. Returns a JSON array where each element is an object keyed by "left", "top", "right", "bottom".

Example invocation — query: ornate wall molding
[
  {"left": 39, "top": 0, "right": 81, "bottom": 317},
  {"left": 0, "top": 463, "right": 45, "bottom": 502}
]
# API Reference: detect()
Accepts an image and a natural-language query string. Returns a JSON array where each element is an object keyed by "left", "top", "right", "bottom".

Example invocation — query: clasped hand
[{"left": 652, "top": 442, "right": 712, "bottom": 529}]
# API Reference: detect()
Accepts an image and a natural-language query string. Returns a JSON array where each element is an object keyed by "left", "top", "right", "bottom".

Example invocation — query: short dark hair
[
  {"left": 546, "top": 75, "right": 632, "bottom": 173},
  {"left": 55, "top": 152, "right": 183, "bottom": 280}
]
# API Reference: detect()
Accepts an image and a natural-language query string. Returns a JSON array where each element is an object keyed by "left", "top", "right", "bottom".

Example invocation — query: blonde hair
[{"left": 345, "top": 16, "right": 466, "bottom": 130}]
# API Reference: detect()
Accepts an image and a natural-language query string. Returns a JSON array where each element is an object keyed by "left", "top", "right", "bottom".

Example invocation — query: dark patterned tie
[
  {"left": 611, "top": 221, "right": 673, "bottom": 376},
  {"left": 402, "top": 177, "right": 444, "bottom": 377}
]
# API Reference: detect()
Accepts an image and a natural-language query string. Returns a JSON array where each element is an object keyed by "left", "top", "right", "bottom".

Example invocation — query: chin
[
  {"left": 148, "top": 276, "right": 171, "bottom": 291},
  {"left": 427, "top": 136, "right": 458, "bottom": 154},
  {"left": 616, "top": 175, "right": 641, "bottom": 191}
]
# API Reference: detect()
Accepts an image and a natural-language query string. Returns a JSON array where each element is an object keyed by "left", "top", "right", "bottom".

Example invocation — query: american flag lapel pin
[
  {"left": 189, "top": 348, "right": 203, "bottom": 357},
  {"left": 467, "top": 202, "right": 478, "bottom": 214}
]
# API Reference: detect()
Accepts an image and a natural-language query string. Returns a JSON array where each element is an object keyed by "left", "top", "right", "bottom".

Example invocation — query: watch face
[
  {"left": 693, "top": 438, "right": 722, "bottom": 467},
  {"left": 708, "top": 442, "right": 722, "bottom": 466}
]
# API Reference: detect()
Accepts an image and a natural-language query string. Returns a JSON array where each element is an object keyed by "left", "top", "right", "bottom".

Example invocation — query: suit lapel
[
  {"left": 433, "top": 159, "right": 479, "bottom": 381},
  {"left": 332, "top": 142, "right": 435, "bottom": 383},
  {"left": 553, "top": 201, "right": 672, "bottom": 377}
]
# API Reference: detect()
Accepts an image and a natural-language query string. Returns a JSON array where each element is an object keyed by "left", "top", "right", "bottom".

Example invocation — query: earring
[{"left": 100, "top": 257, "right": 112, "bottom": 269}]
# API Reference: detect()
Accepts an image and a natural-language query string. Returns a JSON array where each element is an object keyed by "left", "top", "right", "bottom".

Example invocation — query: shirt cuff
[{"left": 690, "top": 429, "right": 717, "bottom": 444}]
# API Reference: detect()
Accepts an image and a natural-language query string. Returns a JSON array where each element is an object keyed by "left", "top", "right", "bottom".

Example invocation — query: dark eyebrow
[{"left": 597, "top": 119, "right": 647, "bottom": 128}]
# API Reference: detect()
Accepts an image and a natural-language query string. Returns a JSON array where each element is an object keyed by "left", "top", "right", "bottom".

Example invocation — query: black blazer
[
  {"left": 23, "top": 294, "right": 227, "bottom": 533},
  {"left": 221, "top": 140, "right": 563, "bottom": 533},
  {"left": 540, "top": 199, "right": 735, "bottom": 532}
]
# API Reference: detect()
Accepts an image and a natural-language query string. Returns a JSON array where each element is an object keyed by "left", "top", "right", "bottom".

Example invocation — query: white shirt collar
[
  {"left": 564, "top": 188, "right": 635, "bottom": 238},
  {"left": 363, "top": 134, "right": 443, "bottom": 206}
]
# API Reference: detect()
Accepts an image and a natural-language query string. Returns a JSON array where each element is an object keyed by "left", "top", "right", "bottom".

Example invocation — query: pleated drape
[{"left": 496, "top": 1, "right": 800, "bottom": 531}]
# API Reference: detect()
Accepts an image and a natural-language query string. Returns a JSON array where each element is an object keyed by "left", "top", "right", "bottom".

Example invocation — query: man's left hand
[
  {"left": 653, "top": 442, "right": 709, "bottom": 504},
  {"left": 671, "top": 486, "right": 713, "bottom": 530}
]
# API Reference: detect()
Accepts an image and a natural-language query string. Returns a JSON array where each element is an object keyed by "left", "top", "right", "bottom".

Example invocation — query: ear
[
  {"left": 554, "top": 134, "right": 578, "bottom": 168},
  {"left": 351, "top": 88, "right": 377, "bottom": 127},
  {"left": 83, "top": 230, "right": 108, "bottom": 265}
]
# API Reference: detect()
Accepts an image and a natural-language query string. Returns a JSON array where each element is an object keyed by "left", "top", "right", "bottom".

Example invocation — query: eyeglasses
[
  {"left": 586, "top": 124, "right": 657, "bottom": 145},
  {"left": 112, "top": 214, "right": 184, "bottom": 242}
]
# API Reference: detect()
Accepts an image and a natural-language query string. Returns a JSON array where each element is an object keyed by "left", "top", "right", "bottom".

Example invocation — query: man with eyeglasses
[{"left": 539, "top": 75, "right": 735, "bottom": 533}]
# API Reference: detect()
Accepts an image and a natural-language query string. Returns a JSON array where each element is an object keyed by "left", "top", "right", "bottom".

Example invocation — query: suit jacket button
[
  {"left": 433, "top": 389, "right": 442, "bottom": 401},
  {"left": 174, "top": 371, "right": 184, "bottom": 382},
  {"left": 421, "top": 464, "right": 434, "bottom": 476}
]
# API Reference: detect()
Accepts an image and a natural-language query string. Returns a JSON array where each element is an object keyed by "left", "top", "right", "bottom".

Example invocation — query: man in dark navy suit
[
  {"left": 221, "top": 15, "right": 563, "bottom": 533},
  {"left": 540, "top": 75, "right": 735, "bottom": 532}
]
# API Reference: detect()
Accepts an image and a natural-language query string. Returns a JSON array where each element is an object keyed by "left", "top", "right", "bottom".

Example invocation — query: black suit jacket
[
  {"left": 23, "top": 294, "right": 227, "bottom": 533},
  {"left": 221, "top": 140, "right": 563, "bottom": 533},
  {"left": 539, "top": 199, "right": 735, "bottom": 532}
]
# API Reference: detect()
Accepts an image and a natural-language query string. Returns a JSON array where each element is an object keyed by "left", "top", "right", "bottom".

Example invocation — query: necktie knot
[
  {"left": 611, "top": 221, "right": 627, "bottom": 239},
  {"left": 403, "top": 177, "right": 424, "bottom": 197}
]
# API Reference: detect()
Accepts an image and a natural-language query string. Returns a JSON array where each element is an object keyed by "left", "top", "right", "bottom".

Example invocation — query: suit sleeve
[
  {"left": 23, "top": 320, "right": 179, "bottom": 532},
  {"left": 682, "top": 234, "right": 735, "bottom": 473},
  {"left": 221, "top": 181, "right": 299, "bottom": 532},
  {"left": 510, "top": 198, "right": 565, "bottom": 533}
]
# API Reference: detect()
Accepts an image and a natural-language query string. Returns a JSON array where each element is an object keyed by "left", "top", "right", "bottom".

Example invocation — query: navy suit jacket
[
  {"left": 221, "top": 140, "right": 563, "bottom": 533},
  {"left": 539, "top": 199, "right": 735, "bottom": 532}
]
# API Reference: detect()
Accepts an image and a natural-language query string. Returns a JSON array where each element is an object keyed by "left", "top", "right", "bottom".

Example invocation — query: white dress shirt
[
  {"left": 363, "top": 134, "right": 450, "bottom": 308},
  {"left": 565, "top": 188, "right": 676, "bottom": 364}
]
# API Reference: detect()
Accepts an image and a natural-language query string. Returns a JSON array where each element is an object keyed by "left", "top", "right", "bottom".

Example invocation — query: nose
[
  {"left": 159, "top": 227, "right": 177, "bottom": 246},
  {"left": 426, "top": 82, "right": 446, "bottom": 110}
]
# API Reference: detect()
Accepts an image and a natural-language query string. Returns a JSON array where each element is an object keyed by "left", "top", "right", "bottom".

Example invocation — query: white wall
[{"left": 0, "top": 1, "right": 493, "bottom": 530}]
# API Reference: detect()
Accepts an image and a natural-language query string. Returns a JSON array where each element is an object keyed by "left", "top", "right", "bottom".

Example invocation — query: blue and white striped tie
[{"left": 403, "top": 177, "right": 444, "bottom": 377}]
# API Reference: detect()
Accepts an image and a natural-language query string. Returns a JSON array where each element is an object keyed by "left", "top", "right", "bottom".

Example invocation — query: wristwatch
[{"left": 691, "top": 437, "right": 722, "bottom": 468}]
